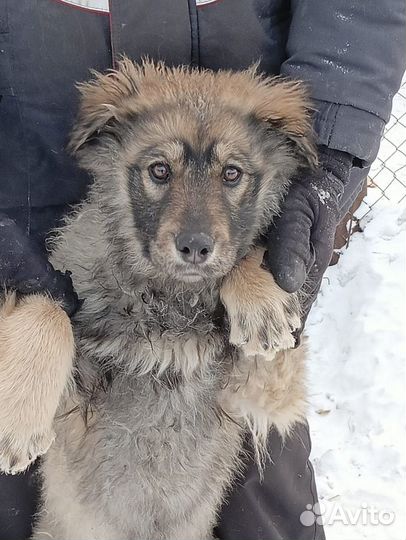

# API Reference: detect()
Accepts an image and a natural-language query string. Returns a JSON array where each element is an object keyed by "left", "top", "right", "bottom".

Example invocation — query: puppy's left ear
[{"left": 250, "top": 75, "right": 318, "bottom": 170}]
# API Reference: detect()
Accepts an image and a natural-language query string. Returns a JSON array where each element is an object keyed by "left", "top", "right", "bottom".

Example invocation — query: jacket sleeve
[
  {"left": 0, "top": 212, "right": 79, "bottom": 316},
  {"left": 280, "top": 0, "right": 406, "bottom": 164}
]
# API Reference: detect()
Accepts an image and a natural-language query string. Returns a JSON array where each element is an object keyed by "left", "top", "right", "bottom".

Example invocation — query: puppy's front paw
[
  {"left": 0, "top": 429, "right": 55, "bottom": 475},
  {"left": 0, "top": 293, "right": 74, "bottom": 474},
  {"left": 220, "top": 249, "right": 301, "bottom": 358},
  {"left": 226, "top": 290, "right": 300, "bottom": 357}
]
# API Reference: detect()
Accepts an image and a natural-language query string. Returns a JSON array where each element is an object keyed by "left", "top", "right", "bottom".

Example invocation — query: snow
[{"left": 306, "top": 81, "right": 406, "bottom": 539}]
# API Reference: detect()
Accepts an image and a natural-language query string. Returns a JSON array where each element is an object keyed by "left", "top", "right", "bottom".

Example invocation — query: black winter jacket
[
  {"left": 0, "top": 3, "right": 405, "bottom": 540},
  {"left": 0, "top": 0, "right": 405, "bottom": 244}
]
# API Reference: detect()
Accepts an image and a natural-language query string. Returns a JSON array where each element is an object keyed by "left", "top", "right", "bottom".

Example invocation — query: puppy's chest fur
[
  {"left": 74, "top": 273, "right": 229, "bottom": 376},
  {"left": 56, "top": 364, "right": 240, "bottom": 537},
  {"left": 49, "top": 246, "right": 242, "bottom": 535}
]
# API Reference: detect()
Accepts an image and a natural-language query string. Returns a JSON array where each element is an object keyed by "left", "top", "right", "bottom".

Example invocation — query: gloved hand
[
  {"left": 263, "top": 145, "right": 353, "bottom": 334},
  {"left": 0, "top": 215, "right": 80, "bottom": 316}
]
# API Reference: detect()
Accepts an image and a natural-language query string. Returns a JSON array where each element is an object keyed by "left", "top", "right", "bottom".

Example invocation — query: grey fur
[
  {"left": 32, "top": 62, "right": 313, "bottom": 539},
  {"left": 33, "top": 202, "right": 242, "bottom": 539}
]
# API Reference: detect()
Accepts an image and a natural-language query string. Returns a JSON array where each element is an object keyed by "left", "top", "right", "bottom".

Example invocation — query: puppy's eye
[
  {"left": 222, "top": 166, "right": 242, "bottom": 186},
  {"left": 148, "top": 162, "right": 171, "bottom": 184}
]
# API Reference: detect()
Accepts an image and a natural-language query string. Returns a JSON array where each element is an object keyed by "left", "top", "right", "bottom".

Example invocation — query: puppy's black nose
[{"left": 175, "top": 232, "right": 214, "bottom": 264}]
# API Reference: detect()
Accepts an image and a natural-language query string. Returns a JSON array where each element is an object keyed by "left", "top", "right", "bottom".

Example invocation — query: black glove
[
  {"left": 0, "top": 215, "right": 80, "bottom": 316},
  {"left": 263, "top": 145, "right": 353, "bottom": 333}
]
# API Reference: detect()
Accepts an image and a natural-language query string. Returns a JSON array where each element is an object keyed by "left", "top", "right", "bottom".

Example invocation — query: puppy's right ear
[{"left": 68, "top": 57, "right": 142, "bottom": 154}]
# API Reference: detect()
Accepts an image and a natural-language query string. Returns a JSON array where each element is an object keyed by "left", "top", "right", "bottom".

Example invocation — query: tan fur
[
  {"left": 219, "top": 345, "right": 307, "bottom": 465},
  {"left": 0, "top": 293, "right": 74, "bottom": 474},
  {"left": 69, "top": 57, "right": 317, "bottom": 167},
  {"left": 219, "top": 249, "right": 306, "bottom": 465},
  {"left": 220, "top": 248, "right": 301, "bottom": 356}
]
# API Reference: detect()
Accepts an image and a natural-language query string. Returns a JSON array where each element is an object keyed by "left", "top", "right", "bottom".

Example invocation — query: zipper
[
  {"left": 187, "top": 0, "right": 200, "bottom": 67},
  {"left": 108, "top": 0, "right": 116, "bottom": 68}
]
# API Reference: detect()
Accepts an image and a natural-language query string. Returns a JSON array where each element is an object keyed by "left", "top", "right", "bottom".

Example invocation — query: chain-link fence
[
  {"left": 331, "top": 76, "right": 406, "bottom": 260},
  {"left": 357, "top": 77, "right": 406, "bottom": 219}
]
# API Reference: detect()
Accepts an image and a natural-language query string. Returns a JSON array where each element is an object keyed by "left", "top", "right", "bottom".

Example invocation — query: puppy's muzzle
[{"left": 175, "top": 232, "right": 214, "bottom": 265}]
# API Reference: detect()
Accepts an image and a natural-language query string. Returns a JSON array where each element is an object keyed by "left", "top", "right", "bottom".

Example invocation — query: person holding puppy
[{"left": 0, "top": 1, "right": 404, "bottom": 539}]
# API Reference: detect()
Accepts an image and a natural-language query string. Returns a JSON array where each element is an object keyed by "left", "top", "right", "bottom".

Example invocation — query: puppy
[{"left": 0, "top": 59, "right": 315, "bottom": 539}]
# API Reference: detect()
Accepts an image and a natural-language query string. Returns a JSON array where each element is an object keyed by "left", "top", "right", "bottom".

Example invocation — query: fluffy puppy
[{"left": 0, "top": 59, "right": 315, "bottom": 539}]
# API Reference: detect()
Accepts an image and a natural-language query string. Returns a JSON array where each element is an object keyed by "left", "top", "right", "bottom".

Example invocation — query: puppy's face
[
  {"left": 119, "top": 106, "right": 299, "bottom": 283},
  {"left": 70, "top": 60, "right": 316, "bottom": 284}
]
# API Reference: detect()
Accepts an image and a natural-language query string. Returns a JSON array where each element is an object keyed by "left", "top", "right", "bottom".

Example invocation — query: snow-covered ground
[{"left": 306, "top": 84, "right": 406, "bottom": 540}]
